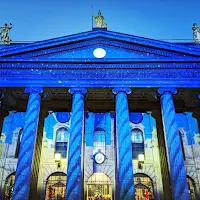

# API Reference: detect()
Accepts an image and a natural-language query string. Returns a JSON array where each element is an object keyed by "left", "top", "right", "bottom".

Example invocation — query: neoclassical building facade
[{"left": 0, "top": 27, "right": 200, "bottom": 200}]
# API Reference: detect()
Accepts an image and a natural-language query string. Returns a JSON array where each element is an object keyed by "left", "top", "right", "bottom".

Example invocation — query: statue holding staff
[
  {"left": 0, "top": 23, "right": 12, "bottom": 44},
  {"left": 93, "top": 10, "right": 107, "bottom": 28}
]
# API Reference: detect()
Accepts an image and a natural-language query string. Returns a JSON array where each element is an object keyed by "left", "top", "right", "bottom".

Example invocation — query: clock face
[
  {"left": 94, "top": 152, "right": 105, "bottom": 164},
  {"left": 93, "top": 48, "right": 106, "bottom": 58}
]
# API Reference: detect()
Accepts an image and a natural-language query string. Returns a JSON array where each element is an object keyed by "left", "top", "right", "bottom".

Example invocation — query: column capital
[
  {"left": 158, "top": 88, "right": 177, "bottom": 95},
  {"left": 68, "top": 87, "right": 87, "bottom": 95},
  {"left": 24, "top": 87, "right": 43, "bottom": 94},
  {"left": 112, "top": 87, "right": 132, "bottom": 95}
]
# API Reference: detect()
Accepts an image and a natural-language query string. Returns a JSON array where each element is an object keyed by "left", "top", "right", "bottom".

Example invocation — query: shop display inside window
[
  {"left": 4, "top": 173, "right": 15, "bottom": 200},
  {"left": 134, "top": 173, "right": 154, "bottom": 200},
  {"left": 45, "top": 172, "right": 66, "bottom": 200}
]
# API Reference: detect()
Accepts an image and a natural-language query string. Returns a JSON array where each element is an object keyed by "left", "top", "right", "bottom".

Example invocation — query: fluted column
[
  {"left": 158, "top": 88, "right": 189, "bottom": 199},
  {"left": 12, "top": 87, "right": 43, "bottom": 200},
  {"left": 66, "top": 88, "right": 87, "bottom": 200},
  {"left": 112, "top": 88, "right": 135, "bottom": 200}
]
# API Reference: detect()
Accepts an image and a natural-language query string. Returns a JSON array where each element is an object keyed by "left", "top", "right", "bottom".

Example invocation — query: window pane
[
  {"left": 93, "top": 129, "right": 106, "bottom": 154},
  {"left": 55, "top": 128, "right": 69, "bottom": 158},
  {"left": 131, "top": 129, "right": 144, "bottom": 143},
  {"left": 55, "top": 142, "right": 68, "bottom": 158},
  {"left": 15, "top": 129, "right": 23, "bottom": 158},
  {"left": 132, "top": 143, "right": 144, "bottom": 159},
  {"left": 132, "top": 129, "right": 144, "bottom": 160}
]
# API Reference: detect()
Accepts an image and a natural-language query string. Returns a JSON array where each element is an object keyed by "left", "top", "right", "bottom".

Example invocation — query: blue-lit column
[
  {"left": 158, "top": 88, "right": 189, "bottom": 199},
  {"left": 66, "top": 88, "right": 87, "bottom": 200},
  {"left": 112, "top": 88, "right": 135, "bottom": 200},
  {"left": 12, "top": 87, "right": 43, "bottom": 200}
]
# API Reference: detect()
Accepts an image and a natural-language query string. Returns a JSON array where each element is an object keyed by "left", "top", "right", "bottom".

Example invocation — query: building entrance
[
  {"left": 44, "top": 172, "right": 66, "bottom": 200},
  {"left": 86, "top": 173, "right": 112, "bottom": 200}
]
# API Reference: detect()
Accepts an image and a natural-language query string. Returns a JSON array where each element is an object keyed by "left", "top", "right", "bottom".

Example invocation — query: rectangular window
[
  {"left": 55, "top": 142, "right": 68, "bottom": 158},
  {"left": 132, "top": 143, "right": 144, "bottom": 160}
]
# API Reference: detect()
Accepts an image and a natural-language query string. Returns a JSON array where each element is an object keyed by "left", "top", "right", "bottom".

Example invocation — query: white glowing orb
[
  {"left": 94, "top": 152, "right": 105, "bottom": 164},
  {"left": 93, "top": 48, "right": 106, "bottom": 58}
]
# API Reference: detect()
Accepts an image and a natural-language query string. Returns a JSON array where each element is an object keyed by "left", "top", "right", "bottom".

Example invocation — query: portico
[{"left": 0, "top": 27, "right": 200, "bottom": 200}]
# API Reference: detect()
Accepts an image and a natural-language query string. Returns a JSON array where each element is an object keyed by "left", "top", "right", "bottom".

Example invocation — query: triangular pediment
[
  {"left": 30, "top": 39, "right": 161, "bottom": 59},
  {"left": 0, "top": 29, "right": 200, "bottom": 61}
]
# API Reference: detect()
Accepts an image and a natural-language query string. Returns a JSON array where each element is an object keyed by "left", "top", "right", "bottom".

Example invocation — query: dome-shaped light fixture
[{"left": 93, "top": 48, "right": 106, "bottom": 58}]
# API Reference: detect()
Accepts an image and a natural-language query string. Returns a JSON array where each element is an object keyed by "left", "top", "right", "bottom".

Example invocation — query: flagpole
[{"left": 91, "top": 5, "right": 94, "bottom": 29}]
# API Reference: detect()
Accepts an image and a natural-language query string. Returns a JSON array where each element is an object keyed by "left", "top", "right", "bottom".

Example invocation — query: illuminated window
[
  {"left": 55, "top": 127, "right": 69, "bottom": 158},
  {"left": 93, "top": 128, "right": 106, "bottom": 155},
  {"left": 4, "top": 173, "right": 15, "bottom": 200},
  {"left": 86, "top": 173, "right": 112, "bottom": 200},
  {"left": 131, "top": 129, "right": 144, "bottom": 160},
  {"left": 45, "top": 172, "right": 66, "bottom": 200},
  {"left": 187, "top": 176, "right": 197, "bottom": 199},
  {"left": 15, "top": 128, "right": 23, "bottom": 158},
  {"left": 134, "top": 173, "right": 154, "bottom": 200}
]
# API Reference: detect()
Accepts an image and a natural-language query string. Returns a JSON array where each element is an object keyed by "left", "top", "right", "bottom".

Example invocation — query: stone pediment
[{"left": 0, "top": 29, "right": 200, "bottom": 60}]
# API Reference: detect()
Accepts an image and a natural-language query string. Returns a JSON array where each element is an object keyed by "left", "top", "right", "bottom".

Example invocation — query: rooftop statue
[
  {"left": 192, "top": 23, "right": 200, "bottom": 43},
  {"left": 93, "top": 10, "right": 107, "bottom": 28},
  {"left": 0, "top": 23, "right": 12, "bottom": 45}
]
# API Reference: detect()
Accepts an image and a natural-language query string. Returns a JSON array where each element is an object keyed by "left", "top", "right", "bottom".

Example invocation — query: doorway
[{"left": 86, "top": 173, "right": 112, "bottom": 200}]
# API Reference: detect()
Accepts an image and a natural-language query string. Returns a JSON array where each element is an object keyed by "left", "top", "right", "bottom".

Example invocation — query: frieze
[
  {"left": 11, "top": 39, "right": 186, "bottom": 59},
  {"left": 1, "top": 69, "right": 200, "bottom": 80},
  {"left": 0, "top": 62, "right": 200, "bottom": 70}
]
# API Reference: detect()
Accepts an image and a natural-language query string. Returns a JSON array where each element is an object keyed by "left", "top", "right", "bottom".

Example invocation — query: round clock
[{"left": 94, "top": 152, "right": 105, "bottom": 164}]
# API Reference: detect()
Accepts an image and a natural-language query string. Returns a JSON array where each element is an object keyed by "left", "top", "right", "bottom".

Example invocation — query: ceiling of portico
[{"left": 1, "top": 88, "right": 200, "bottom": 113}]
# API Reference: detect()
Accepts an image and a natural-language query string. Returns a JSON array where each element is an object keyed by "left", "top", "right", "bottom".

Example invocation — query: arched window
[
  {"left": 187, "top": 176, "right": 197, "bottom": 199},
  {"left": 179, "top": 130, "right": 186, "bottom": 160},
  {"left": 134, "top": 173, "right": 154, "bottom": 199},
  {"left": 15, "top": 128, "right": 23, "bottom": 158},
  {"left": 4, "top": 172, "right": 15, "bottom": 200},
  {"left": 45, "top": 172, "right": 66, "bottom": 200},
  {"left": 131, "top": 129, "right": 144, "bottom": 160},
  {"left": 93, "top": 128, "right": 106, "bottom": 155},
  {"left": 55, "top": 127, "right": 69, "bottom": 158}
]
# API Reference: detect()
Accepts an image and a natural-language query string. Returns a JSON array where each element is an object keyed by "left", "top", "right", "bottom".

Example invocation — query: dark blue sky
[{"left": 1, "top": 0, "right": 200, "bottom": 42}]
